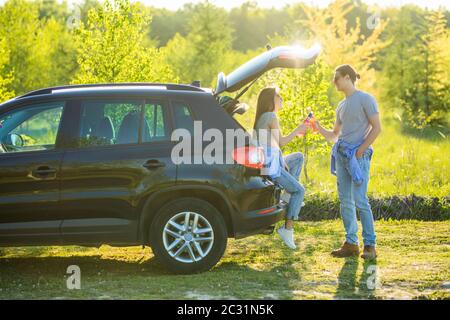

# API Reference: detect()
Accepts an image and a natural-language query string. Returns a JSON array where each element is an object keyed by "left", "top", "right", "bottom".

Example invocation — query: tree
[
  {"left": 165, "top": 0, "right": 233, "bottom": 87},
  {"left": 292, "top": 0, "right": 388, "bottom": 95},
  {"left": 275, "top": 60, "right": 335, "bottom": 182},
  {"left": 380, "top": 6, "right": 450, "bottom": 128},
  {"left": 413, "top": 10, "right": 450, "bottom": 127},
  {"left": 72, "top": 0, "right": 177, "bottom": 84},
  {"left": 0, "top": 0, "right": 77, "bottom": 94},
  {"left": 148, "top": 6, "right": 190, "bottom": 47},
  {"left": 0, "top": 37, "right": 14, "bottom": 102},
  {"left": 229, "top": 2, "right": 291, "bottom": 52},
  {"left": 0, "top": 0, "right": 41, "bottom": 94},
  {"left": 378, "top": 6, "right": 423, "bottom": 120}
]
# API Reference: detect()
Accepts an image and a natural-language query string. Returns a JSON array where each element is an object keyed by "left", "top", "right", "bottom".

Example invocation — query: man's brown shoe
[
  {"left": 331, "top": 242, "right": 360, "bottom": 258},
  {"left": 361, "top": 245, "right": 377, "bottom": 260}
]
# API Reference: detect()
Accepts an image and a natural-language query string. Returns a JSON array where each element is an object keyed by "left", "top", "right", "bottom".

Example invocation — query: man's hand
[
  {"left": 356, "top": 113, "right": 382, "bottom": 159},
  {"left": 356, "top": 147, "right": 364, "bottom": 159},
  {"left": 316, "top": 120, "right": 341, "bottom": 143}
]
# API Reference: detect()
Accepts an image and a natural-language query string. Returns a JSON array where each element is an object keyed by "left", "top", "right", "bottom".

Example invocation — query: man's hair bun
[{"left": 335, "top": 64, "right": 360, "bottom": 84}]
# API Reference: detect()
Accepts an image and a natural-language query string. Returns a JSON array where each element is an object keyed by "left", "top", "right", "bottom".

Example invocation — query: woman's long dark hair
[{"left": 253, "top": 87, "right": 279, "bottom": 129}]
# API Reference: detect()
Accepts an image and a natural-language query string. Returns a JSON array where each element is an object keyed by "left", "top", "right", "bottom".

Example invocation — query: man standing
[{"left": 316, "top": 64, "right": 382, "bottom": 260}]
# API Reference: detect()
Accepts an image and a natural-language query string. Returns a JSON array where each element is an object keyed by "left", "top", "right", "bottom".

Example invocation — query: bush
[{"left": 299, "top": 194, "right": 450, "bottom": 221}]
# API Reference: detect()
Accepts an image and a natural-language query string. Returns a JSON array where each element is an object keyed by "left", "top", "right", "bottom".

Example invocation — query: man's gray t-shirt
[{"left": 336, "top": 90, "right": 379, "bottom": 144}]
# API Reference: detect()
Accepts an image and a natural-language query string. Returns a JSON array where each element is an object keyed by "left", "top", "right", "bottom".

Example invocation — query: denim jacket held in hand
[{"left": 330, "top": 138, "right": 373, "bottom": 185}]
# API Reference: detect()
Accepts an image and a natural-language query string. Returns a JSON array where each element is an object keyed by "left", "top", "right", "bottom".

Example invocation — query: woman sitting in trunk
[{"left": 253, "top": 86, "right": 310, "bottom": 249}]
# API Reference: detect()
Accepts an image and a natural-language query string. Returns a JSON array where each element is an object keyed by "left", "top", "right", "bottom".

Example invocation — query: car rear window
[
  {"left": 77, "top": 99, "right": 170, "bottom": 147},
  {"left": 172, "top": 101, "right": 194, "bottom": 133},
  {"left": 143, "top": 102, "right": 169, "bottom": 142}
]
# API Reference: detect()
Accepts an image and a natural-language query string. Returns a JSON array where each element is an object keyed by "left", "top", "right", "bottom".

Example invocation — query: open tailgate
[{"left": 215, "top": 44, "right": 321, "bottom": 95}]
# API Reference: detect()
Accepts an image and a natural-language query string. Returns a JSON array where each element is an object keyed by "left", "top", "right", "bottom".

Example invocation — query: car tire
[{"left": 150, "top": 197, "right": 227, "bottom": 274}]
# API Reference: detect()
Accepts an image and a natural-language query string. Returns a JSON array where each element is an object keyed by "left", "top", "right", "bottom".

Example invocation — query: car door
[
  {"left": 59, "top": 97, "right": 176, "bottom": 245},
  {"left": 0, "top": 100, "right": 69, "bottom": 245}
]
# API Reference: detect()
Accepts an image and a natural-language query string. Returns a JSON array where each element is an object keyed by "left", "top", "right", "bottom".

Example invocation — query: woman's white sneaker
[{"left": 277, "top": 226, "right": 297, "bottom": 249}]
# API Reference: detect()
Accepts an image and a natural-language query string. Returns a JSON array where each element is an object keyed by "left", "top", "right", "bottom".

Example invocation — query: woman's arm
[{"left": 270, "top": 116, "right": 309, "bottom": 148}]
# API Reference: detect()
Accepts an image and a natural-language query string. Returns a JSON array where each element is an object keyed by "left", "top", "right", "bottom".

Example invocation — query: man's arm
[
  {"left": 317, "top": 120, "right": 341, "bottom": 143},
  {"left": 356, "top": 113, "right": 382, "bottom": 158}
]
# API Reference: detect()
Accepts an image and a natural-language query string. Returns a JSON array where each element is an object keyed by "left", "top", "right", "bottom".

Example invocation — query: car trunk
[{"left": 215, "top": 44, "right": 321, "bottom": 97}]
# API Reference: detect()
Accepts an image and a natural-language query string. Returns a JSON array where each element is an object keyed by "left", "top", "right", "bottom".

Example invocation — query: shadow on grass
[
  {"left": 0, "top": 255, "right": 172, "bottom": 277},
  {"left": 0, "top": 250, "right": 299, "bottom": 299},
  {"left": 334, "top": 257, "right": 378, "bottom": 299}
]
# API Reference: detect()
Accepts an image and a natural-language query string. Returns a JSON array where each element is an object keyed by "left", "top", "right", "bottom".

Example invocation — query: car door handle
[
  {"left": 143, "top": 160, "right": 166, "bottom": 169},
  {"left": 31, "top": 166, "right": 57, "bottom": 177}
]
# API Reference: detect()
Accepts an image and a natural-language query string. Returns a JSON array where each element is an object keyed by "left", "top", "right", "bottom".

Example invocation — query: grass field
[
  {"left": 1, "top": 220, "right": 449, "bottom": 300},
  {"left": 289, "top": 119, "right": 450, "bottom": 199}
]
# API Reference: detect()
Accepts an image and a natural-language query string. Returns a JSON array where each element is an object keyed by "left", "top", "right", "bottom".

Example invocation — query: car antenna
[{"left": 191, "top": 80, "right": 201, "bottom": 88}]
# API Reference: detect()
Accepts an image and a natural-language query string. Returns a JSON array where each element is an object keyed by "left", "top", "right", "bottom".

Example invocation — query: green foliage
[
  {"left": 0, "top": 37, "right": 14, "bottom": 102},
  {"left": 148, "top": 6, "right": 190, "bottom": 46},
  {"left": 380, "top": 6, "right": 450, "bottom": 128},
  {"left": 72, "top": 0, "right": 177, "bottom": 84},
  {"left": 0, "top": 0, "right": 41, "bottom": 94},
  {"left": 291, "top": 0, "right": 388, "bottom": 96},
  {"left": 0, "top": 0, "right": 77, "bottom": 94},
  {"left": 300, "top": 194, "right": 449, "bottom": 221},
  {"left": 165, "top": 0, "right": 233, "bottom": 86},
  {"left": 38, "top": 0, "right": 70, "bottom": 22},
  {"left": 229, "top": 2, "right": 292, "bottom": 51},
  {"left": 273, "top": 60, "right": 335, "bottom": 181}
]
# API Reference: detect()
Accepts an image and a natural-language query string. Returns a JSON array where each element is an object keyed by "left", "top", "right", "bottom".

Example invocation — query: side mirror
[{"left": 7, "top": 133, "right": 24, "bottom": 147}]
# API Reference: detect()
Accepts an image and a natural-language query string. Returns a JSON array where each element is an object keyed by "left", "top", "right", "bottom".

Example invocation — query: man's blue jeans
[
  {"left": 335, "top": 148, "right": 376, "bottom": 246},
  {"left": 273, "top": 152, "right": 305, "bottom": 220}
]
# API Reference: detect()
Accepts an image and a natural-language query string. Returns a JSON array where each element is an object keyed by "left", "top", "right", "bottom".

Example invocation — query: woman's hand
[{"left": 296, "top": 123, "right": 310, "bottom": 136}]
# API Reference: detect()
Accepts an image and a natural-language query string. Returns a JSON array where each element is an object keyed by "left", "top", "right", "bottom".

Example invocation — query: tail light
[{"left": 232, "top": 146, "right": 265, "bottom": 169}]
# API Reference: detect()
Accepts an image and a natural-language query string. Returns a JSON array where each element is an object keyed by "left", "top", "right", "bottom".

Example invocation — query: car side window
[
  {"left": 0, "top": 102, "right": 64, "bottom": 153},
  {"left": 172, "top": 101, "right": 194, "bottom": 133},
  {"left": 142, "top": 102, "right": 168, "bottom": 143},
  {"left": 78, "top": 100, "right": 142, "bottom": 147}
]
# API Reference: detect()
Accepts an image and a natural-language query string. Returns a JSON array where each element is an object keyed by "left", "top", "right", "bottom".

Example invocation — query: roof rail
[{"left": 17, "top": 82, "right": 205, "bottom": 99}]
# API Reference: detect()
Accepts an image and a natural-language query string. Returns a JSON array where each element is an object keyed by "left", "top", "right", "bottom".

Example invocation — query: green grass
[
  {"left": 296, "top": 119, "right": 450, "bottom": 198},
  {"left": 1, "top": 220, "right": 449, "bottom": 300}
]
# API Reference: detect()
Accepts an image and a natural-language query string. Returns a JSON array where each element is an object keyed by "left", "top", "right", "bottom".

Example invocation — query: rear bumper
[{"left": 233, "top": 201, "right": 287, "bottom": 239}]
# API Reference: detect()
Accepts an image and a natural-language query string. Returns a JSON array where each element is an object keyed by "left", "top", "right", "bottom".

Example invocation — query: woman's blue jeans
[
  {"left": 335, "top": 148, "right": 376, "bottom": 246},
  {"left": 273, "top": 152, "right": 305, "bottom": 220}
]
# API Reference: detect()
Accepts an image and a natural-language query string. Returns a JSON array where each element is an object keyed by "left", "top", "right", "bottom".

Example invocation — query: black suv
[{"left": 0, "top": 45, "right": 319, "bottom": 273}]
